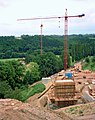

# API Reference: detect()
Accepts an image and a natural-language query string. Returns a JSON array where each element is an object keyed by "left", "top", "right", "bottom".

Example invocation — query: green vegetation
[
  {"left": 0, "top": 51, "right": 63, "bottom": 101},
  {"left": 0, "top": 34, "right": 95, "bottom": 101},
  {"left": 0, "top": 60, "right": 45, "bottom": 101},
  {"left": 65, "top": 106, "right": 84, "bottom": 116},
  {"left": 18, "top": 83, "right": 45, "bottom": 102},
  {"left": 65, "top": 103, "right": 95, "bottom": 117},
  {"left": 83, "top": 56, "right": 95, "bottom": 71},
  {"left": 0, "top": 34, "right": 95, "bottom": 63},
  {"left": 24, "top": 62, "right": 41, "bottom": 84},
  {"left": 25, "top": 52, "right": 63, "bottom": 77},
  {"left": 0, "top": 60, "right": 25, "bottom": 89},
  {"left": 0, "top": 58, "right": 20, "bottom": 62}
]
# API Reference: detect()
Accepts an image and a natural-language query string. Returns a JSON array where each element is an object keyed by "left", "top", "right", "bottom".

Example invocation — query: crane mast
[{"left": 64, "top": 9, "right": 68, "bottom": 71}]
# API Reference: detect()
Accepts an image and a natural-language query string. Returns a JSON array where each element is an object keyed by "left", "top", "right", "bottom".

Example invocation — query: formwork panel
[
  {"left": 55, "top": 80, "right": 75, "bottom": 86},
  {"left": 54, "top": 80, "right": 75, "bottom": 99}
]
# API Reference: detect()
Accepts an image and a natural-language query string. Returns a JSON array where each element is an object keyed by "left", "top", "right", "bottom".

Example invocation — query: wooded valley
[{"left": 0, "top": 34, "right": 95, "bottom": 101}]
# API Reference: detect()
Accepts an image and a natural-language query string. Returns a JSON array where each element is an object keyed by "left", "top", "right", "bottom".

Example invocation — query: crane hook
[{"left": 58, "top": 18, "right": 60, "bottom": 28}]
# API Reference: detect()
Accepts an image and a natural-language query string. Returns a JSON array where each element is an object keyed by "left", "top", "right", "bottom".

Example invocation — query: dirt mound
[
  {"left": 0, "top": 98, "right": 64, "bottom": 120},
  {"left": 27, "top": 93, "right": 40, "bottom": 106},
  {"left": 1, "top": 94, "right": 95, "bottom": 120}
]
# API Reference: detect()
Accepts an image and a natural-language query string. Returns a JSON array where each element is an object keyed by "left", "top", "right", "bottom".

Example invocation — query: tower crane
[{"left": 17, "top": 9, "right": 85, "bottom": 71}]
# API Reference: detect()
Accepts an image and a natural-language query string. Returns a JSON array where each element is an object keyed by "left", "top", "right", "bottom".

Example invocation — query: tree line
[{"left": 0, "top": 34, "right": 95, "bottom": 61}]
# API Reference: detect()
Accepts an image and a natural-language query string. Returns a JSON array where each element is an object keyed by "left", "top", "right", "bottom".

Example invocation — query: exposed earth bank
[
  {"left": 0, "top": 95, "right": 70, "bottom": 120},
  {"left": 0, "top": 94, "right": 95, "bottom": 120}
]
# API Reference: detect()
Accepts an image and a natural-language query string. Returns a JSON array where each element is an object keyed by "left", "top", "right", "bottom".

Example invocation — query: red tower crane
[
  {"left": 64, "top": 9, "right": 85, "bottom": 70},
  {"left": 17, "top": 9, "right": 85, "bottom": 70}
]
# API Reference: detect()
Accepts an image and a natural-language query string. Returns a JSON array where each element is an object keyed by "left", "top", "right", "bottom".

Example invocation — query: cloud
[
  {"left": 0, "top": 0, "right": 95, "bottom": 36},
  {"left": 0, "top": 0, "right": 9, "bottom": 7},
  {"left": 0, "top": 0, "right": 19, "bottom": 7},
  {"left": 72, "top": 0, "right": 89, "bottom": 1}
]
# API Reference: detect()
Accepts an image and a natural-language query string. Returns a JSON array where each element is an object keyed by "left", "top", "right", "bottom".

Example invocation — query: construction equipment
[{"left": 17, "top": 9, "right": 85, "bottom": 70}]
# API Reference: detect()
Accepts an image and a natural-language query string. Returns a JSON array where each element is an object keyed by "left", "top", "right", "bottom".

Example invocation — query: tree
[
  {"left": 24, "top": 62, "right": 40, "bottom": 84},
  {"left": 92, "top": 56, "right": 95, "bottom": 63},
  {"left": 23, "top": 71, "right": 34, "bottom": 84},
  {"left": 38, "top": 52, "right": 63, "bottom": 77},
  {"left": 85, "top": 57, "right": 90, "bottom": 63},
  {"left": 0, "top": 81, "right": 13, "bottom": 98},
  {"left": 0, "top": 60, "right": 25, "bottom": 89},
  {"left": 10, "top": 60, "right": 25, "bottom": 86}
]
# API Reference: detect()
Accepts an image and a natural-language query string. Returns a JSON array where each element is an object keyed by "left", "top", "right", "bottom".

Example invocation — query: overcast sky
[{"left": 0, "top": 0, "right": 95, "bottom": 36}]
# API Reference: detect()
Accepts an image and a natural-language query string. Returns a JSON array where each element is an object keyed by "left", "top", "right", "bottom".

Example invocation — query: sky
[{"left": 0, "top": 0, "right": 95, "bottom": 36}]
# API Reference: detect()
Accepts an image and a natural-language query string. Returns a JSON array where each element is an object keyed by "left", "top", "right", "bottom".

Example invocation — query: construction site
[
  {"left": 31, "top": 10, "right": 95, "bottom": 108},
  {"left": 0, "top": 8, "right": 95, "bottom": 120},
  {"left": 16, "top": 9, "right": 95, "bottom": 119},
  {"left": 0, "top": 62, "right": 95, "bottom": 120},
  {"left": 41, "top": 62, "right": 95, "bottom": 107}
]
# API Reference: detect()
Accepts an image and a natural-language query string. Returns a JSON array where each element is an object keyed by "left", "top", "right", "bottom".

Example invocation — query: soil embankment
[{"left": 0, "top": 97, "right": 70, "bottom": 120}]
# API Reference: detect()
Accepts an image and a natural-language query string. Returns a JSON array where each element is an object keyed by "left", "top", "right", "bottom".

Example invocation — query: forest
[
  {"left": 0, "top": 34, "right": 95, "bottom": 60},
  {"left": 0, "top": 34, "right": 95, "bottom": 101}
]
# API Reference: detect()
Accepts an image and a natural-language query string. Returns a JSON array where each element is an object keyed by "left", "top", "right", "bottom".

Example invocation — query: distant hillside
[{"left": 0, "top": 34, "right": 95, "bottom": 62}]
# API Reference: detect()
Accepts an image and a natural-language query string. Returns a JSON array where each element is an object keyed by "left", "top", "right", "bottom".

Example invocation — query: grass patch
[
  {"left": 19, "top": 83, "right": 46, "bottom": 102},
  {"left": 65, "top": 106, "right": 80, "bottom": 115},
  {"left": 0, "top": 58, "right": 20, "bottom": 62},
  {"left": 65, "top": 103, "right": 95, "bottom": 117},
  {"left": 65, "top": 106, "right": 84, "bottom": 116}
]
